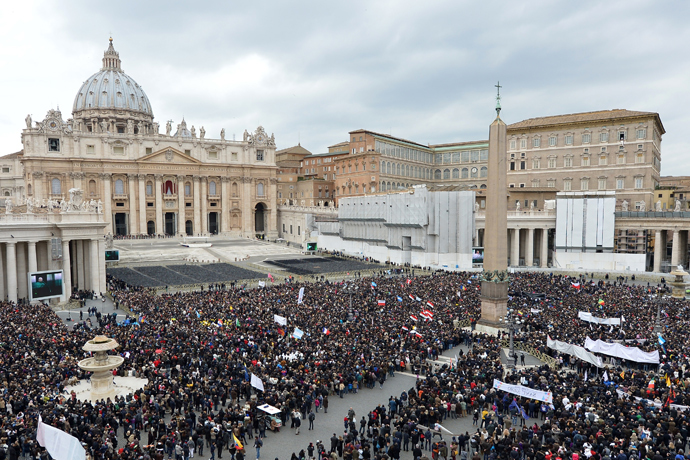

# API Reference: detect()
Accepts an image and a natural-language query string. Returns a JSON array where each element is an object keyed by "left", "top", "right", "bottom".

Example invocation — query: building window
[
  {"left": 598, "top": 178, "right": 607, "bottom": 190},
  {"left": 113, "top": 146, "right": 124, "bottom": 155},
  {"left": 532, "top": 158, "right": 540, "bottom": 169},
  {"left": 185, "top": 183, "right": 191, "bottom": 196},
  {"left": 547, "top": 179, "right": 556, "bottom": 188},
  {"left": 452, "top": 168, "right": 459, "bottom": 179},
  {"left": 531, "top": 179, "right": 540, "bottom": 187},
  {"left": 434, "top": 169, "right": 441, "bottom": 180},
  {"left": 1, "top": 167, "right": 9, "bottom": 174},
  {"left": 582, "top": 156, "right": 590, "bottom": 166},
  {"left": 114, "top": 179, "right": 124, "bottom": 195},
  {"left": 231, "top": 152, "right": 238, "bottom": 161},
  {"left": 619, "top": 131, "right": 626, "bottom": 141},
  {"left": 51, "top": 178, "right": 61, "bottom": 194},
  {"left": 208, "top": 151, "right": 218, "bottom": 160},
  {"left": 256, "top": 150, "right": 264, "bottom": 161},
  {"left": 616, "top": 178, "right": 625, "bottom": 190},
  {"left": 48, "top": 138, "right": 60, "bottom": 152},
  {"left": 510, "top": 140, "right": 516, "bottom": 150},
  {"left": 257, "top": 182, "right": 264, "bottom": 196},
  {"left": 635, "top": 177, "right": 643, "bottom": 189},
  {"left": 580, "top": 178, "right": 589, "bottom": 191},
  {"left": 564, "top": 157, "right": 572, "bottom": 167},
  {"left": 480, "top": 166, "right": 487, "bottom": 178},
  {"left": 510, "top": 162, "right": 515, "bottom": 171},
  {"left": 209, "top": 181, "right": 217, "bottom": 195},
  {"left": 520, "top": 139, "right": 527, "bottom": 149},
  {"left": 636, "top": 153, "right": 644, "bottom": 164},
  {"left": 146, "top": 147, "right": 152, "bottom": 155},
  {"left": 565, "top": 134, "right": 573, "bottom": 145},
  {"left": 146, "top": 182, "right": 153, "bottom": 196},
  {"left": 600, "top": 132, "right": 609, "bottom": 143},
  {"left": 470, "top": 167, "right": 478, "bottom": 178},
  {"left": 563, "top": 179, "right": 572, "bottom": 191},
  {"left": 533, "top": 137, "right": 541, "bottom": 148},
  {"left": 582, "top": 133, "right": 591, "bottom": 144},
  {"left": 520, "top": 161, "right": 526, "bottom": 170},
  {"left": 636, "top": 128, "right": 646, "bottom": 139},
  {"left": 548, "top": 158, "right": 556, "bottom": 168},
  {"left": 461, "top": 168, "right": 469, "bottom": 179},
  {"left": 600, "top": 155, "right": 607, "bottom": 166},
  {"left": 617, "top": 154, "right": 626, "bottom": 164},
  {"left": 86, "top": 144, "right": 95, "bottom": 154},
  {"left": 548, "top": 136, "right": 557, "bottom": 147}
]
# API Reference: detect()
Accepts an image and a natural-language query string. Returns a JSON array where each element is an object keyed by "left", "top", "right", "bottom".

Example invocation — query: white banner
[
  {"left": 37, "top": 415, "right": 86, "bottom": 460},
  {"left": 578, "top": 311, "right": 621, "bottom": 326},
  {"left": 547, "top": 336, "right": 603, "bottom": 368},
  {"left": 258, "top": 281, "right": 266, "bottom": 288},
  {"left": 493, "top": 379, "right": 553, "bottom": 404},
  {"left": 273, "top": 314, "right": 287, "bottom": 326},
  {"left": 616, "top": 389, "right": 689, "bottom": 412},
  {"left": 530, "top": 309, "right": 542, "bottom": 314},
  {"left": 251, "top": 373, "right": 265, "bottom": 392},
  {"left": 297, "top": 287, "right": 305, "bottom": 304},
  {"left": 585, "top": 337, "right": 659, "bottom": 364}
]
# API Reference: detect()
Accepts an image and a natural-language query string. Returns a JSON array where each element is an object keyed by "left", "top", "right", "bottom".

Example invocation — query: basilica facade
[{"left": 21, "top": 39, "right": 278, "bottom": 238}]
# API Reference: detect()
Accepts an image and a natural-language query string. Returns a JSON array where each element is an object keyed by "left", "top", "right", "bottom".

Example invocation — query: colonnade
[{"left": 0, "top": 238, "right": 105, "bottom": 303}]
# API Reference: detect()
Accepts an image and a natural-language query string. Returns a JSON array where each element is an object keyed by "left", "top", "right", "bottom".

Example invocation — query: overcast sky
[{"left": 1, "top": 0, "right": 689, "bottom": 174}]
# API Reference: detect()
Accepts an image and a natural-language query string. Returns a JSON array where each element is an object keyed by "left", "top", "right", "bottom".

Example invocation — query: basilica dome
[{"left": 72, "top": 39, "right": 154, "bottom": 130}]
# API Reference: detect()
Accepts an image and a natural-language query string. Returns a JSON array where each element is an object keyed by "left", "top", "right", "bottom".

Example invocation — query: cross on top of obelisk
[{"left": 495, "top": 81, "right": 502, "bottom": 116}]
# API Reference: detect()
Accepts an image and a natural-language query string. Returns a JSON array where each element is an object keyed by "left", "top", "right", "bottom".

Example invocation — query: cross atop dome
[{"left": 102, "top": 37, "right": 122, "bottom": 71}]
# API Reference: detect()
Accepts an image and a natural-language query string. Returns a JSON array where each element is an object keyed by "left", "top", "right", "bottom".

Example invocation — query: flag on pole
[
  {"left": 415, "top": 296, "right": 422, "bottom": 302},
  {"left": 233, "top": 434, "right": 244, "bottom": 450},
  {"left": 236, "top": 318, "right": 240, "bottom": 327},
  {"left": 409, "top": 295, "right": 416, "bottom": 301},
  {"left": 377, "top": 299, "right": 386, "bottom": 306},
  {"left": 292, "top": 328, "right": 304, "bottom": 339},
  {"left": 371, "top": 281, "right": 377, "bottom": 288},
  {"left": 397, "top": 296, "right": 403, "bottom": 302},
  {"left": 402, "top": 326, "right": 409, "bottom": 331},
  {"left": 297, "top": 287, "right": 305, "bottom": 304},
  {"left": 410, "top": 315, "right": 418, "bottom": 322},
  {"left": 406, "top": 279, "right": 412, "bottom": 285},
  {"left": 250, "top": 373, "right": 265, "bottom": 392},
  {"left": 603, "top": 371, "right": 609, "bottom": 382},
  {"left": 571, "top": 281, "right": 581, "bottom": 289},
  {"left": 322, "top": 327, "right": 330, "bottom": 335},
  {"left": 268, "top": 273, "right": 274, "bottom": 282},
  {"left": 426, "top": 301, "right": 435, "bottom": 309},
  {"left": 37, "top": 415, "right": 86, "bottom": 460}
]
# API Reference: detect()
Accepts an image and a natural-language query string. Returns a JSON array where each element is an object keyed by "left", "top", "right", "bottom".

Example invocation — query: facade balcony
[{"left": 112, "top": 193, "right": 128, "bottom": 200}]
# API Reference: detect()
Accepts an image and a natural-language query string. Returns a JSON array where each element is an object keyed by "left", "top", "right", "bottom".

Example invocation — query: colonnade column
[
  {"left": 27, "top": 241, "right": 37, "bottom": 275},
  {"left": 511, "top": 228, "right": 520, "bottom": 267},
  {"left": 193, "top": 176, "right": 201, "bottom": 235},
  {"left": 90, "top": 239, "right": 99, "bottom": 296},
  {"left": 201, "top": 178, "right": 208, "bottom": 235},
  {"left": 268, "top": 178, "right": 278, "bottom": 236},
  {"left": 6, "top": 243, "right": 17, "bottom": 303},
  {"left": 62, "top": 239, "right": 72, "bottom": 300},
  {"left": 154, "top": 175, "right": 163, "bottom": 235},
  {"left": 242, "top": 176, "right": 252, "bottom": 236},
  {"left": 128, "top": 174, "right": 138, "bottom": 234},
  {"left": 0, "top": 245, "right": 5, "bottom": 300},
  {"left": 177, "top": 175, "right": 186, "bottom": 236},
  {"left": 671, "top": 230, "right": 680, "bottom": 269},
  {"left": 654, "top": 230, "right": 663, "bottom": 272},
  {"left": 77, "top": 240, "right": 85, "bottom": 290},
  {"left": 525, "top": 228, "right": 534, "bottom": 268},
  {"left": 540, "top": 229, "right": 549, "bottom": 268},
  {"left": 221, "top": 178, "right": 229, "bottom": 235},
  {"left": 138, "top": 174, "right": 147, "bottom": 235},
  {"left": 101, "top": 173, "right": 113, "bottom": 234}
]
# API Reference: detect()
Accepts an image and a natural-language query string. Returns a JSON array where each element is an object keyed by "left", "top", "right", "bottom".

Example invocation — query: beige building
[
  {"left": 506, "top": 109, "right": 664, "bottom": 209},
  {"left": 20, "top": 39, "right": 278, "bottom": 238},
  {"left": 0, "top": 151, "right": 24, "bottom": 202}
]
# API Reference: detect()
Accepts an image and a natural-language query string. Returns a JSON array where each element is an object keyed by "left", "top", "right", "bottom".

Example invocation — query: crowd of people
[{"left": 0, "top": 269, "right": 688, "bottom": 460}]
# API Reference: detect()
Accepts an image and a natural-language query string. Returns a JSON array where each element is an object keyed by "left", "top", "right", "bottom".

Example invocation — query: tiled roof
[
  {"left": 507, "top": 109, "right": 664, "bottom": 133},
  {"left": 0, "top": 150, "right": 23, "bottom": 159}
]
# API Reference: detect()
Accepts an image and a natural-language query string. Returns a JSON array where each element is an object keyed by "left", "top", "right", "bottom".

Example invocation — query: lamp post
[
  {"left": 500, "top": 308, "right": 522, "bottom": 369},
  {"left": 654, "top": 295, "right": 664, "bottom": 335}
]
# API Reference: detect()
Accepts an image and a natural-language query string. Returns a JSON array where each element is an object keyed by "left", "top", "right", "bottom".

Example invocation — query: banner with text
[{"left": 493, "top": 379, "right": 553, "bottom": 404}]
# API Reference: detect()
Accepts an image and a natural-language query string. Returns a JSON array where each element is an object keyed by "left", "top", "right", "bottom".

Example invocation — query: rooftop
[
  {"left": 507, "top": 109, "right": 665, "bottom": 134},
  {"left": 0, "top": 150, "right": 23, "bottom": 159}
]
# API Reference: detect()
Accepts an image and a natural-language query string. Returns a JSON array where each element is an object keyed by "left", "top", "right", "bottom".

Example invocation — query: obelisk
[{"left": 478, "top": 82, "right": 508, "bottom": 329}]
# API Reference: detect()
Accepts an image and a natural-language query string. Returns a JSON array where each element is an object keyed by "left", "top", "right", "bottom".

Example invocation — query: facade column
[
  {"left": 671, "top": 230, "right": 680, "bottom": 269},
  {"left": 268, "top": 177, "right": 278, "bottom": 237},
  {"left": 32, "top": 172, "right": 44, "bottom": 200},
  {"left": 90, "top": 239, "right": 99, "bottom": 296},
  {"left": 98, "top": 238, "right": 106, "bottom": 295},
  {"left": 654, "top": 230, "right": 663, "bottom": 272},
  {"left": 154, "top": 174, "right": 163, "bottom": 235},
  {"left": 128, "top": 174, "right": 138, "bottom": 234},
  {"left": 525, "top": 228, "right": 534, "bottom": 268},
  {"left": 511, "top": 228, "right": 520, "bottom": 267},
  {"left": 221, "top": 177, "right": 229, "bottom": 235},
  {"left": 177, "top": 175, "right": 186, "bottom": 236},
  {"left": 540, "top": 228, "right": 549, "bottom": 268},
  {"left": 201, "top": 178, "right": 208, "bottom": 235},
  {"left": 138, "top": 174, "right": 147, "bottom": 234},
  {"left": 16, "top": 243, "right": 27, "bottom": 300},
  {"left": 6, "top": 243, "right": 17, "bottom": 303},
  {"left": 27, "top": 241, "right": 38, "bottom": 274},
  {"left": 77, "top": 240, "right": 85, "bottom": 290},
  {"left": 101, "top": 173, "right": 113, "bottom": 234},
  {"left": 193, "top": 176, "right": 201, "bottom": 235},
  {"left": 0, "top": 245, "right": 4, "bottom": 300},
  {"left": 62, "top": 239, "right": 72, "bottom": 300},
  {"left": 242, "top": 176, "right": 253, "bottom": 236}
]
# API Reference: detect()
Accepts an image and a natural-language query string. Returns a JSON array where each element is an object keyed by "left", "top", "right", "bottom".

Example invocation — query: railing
[
  {"left": 475, "top": 210, "right": 556, "bottom": 218},
  {"left": 500, "top": 338, "right": 560, "bottom": 370}
]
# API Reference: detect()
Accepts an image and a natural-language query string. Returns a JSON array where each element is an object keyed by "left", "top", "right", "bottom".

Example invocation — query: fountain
[
  {"left": 669, "top": 265, "right": 689, "bottom": 299},
  {"left": 77, "top": 335, "right": 125, "bottom": 401}
]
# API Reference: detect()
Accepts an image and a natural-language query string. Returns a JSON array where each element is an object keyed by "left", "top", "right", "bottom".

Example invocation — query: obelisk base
[{"left": 477, "top": 280, "right": 508, "bottom": 333}]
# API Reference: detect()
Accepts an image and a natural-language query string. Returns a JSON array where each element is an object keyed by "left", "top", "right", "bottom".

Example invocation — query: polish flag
[
  {"left": 410, "top": 315, "right": 418, "bottom": 322},
  {"left": 377, "top": 299, "right": 386, "bottom": 306},
  {"left": 571, "top": 281, "right": 581, "bottom": 289}
]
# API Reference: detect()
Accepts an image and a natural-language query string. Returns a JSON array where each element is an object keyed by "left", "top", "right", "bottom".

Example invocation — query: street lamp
[
  {"left": 499, "top": 308, "right": 522, "bottom": 369},
  {"left": 654, "top": 295, "right": 665, "bottom": 335}
]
